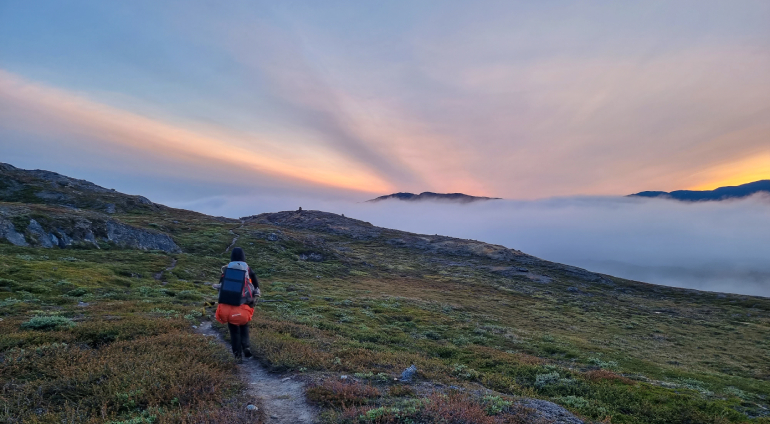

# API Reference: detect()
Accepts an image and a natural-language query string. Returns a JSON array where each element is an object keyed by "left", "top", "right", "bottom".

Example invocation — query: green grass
[{"left": 1, "top": 205, "right": 769, "bottom": 423}]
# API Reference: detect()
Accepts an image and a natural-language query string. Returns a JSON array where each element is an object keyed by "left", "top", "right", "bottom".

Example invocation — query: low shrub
[
  {"left": 71, "top": 315, "right": 188, "bottom": 348},
  {"left": 534, "top": 371, "right": 561, "bottom": 388},
  {"left": 722, "top": 386, "right": 749, "bottom": 400},
  {"left": 176, "top": 290, "right": 202, "bottom": 301},
  {"left": 67, "top": 288, "right": 88, "bottom": 297},
  {"left": 588, "top": 357, "right": 619, "bottom": 370},
  {"left": 387, "top": 385, "right": 415, "bottom": 397},
  {"left": 483, "top": 395, "right": 513, "bottom": 415},
  {"left": 334, "top": 392, "right": 536, "bottom": 424},
  {"left": 1, "top": 331, "right": 245, "bottom": 422},
  {"left": 558, "top": 395, "right": 589, "bottom": 409},
  {"left": 21, "top": 316, "right": 76, "bottom": 331},
  {"left": 584, "top": 369, "right": 634, "bottom": 385},
  {"left": 307, "top": 379, "right": 381, "bottom": 407},
  {"left": 452, "top": 363, "right": 481, "bottom": 380}
]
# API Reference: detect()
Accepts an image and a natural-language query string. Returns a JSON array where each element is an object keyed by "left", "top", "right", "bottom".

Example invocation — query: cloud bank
[{"left": 177, "top": 193, "right": 770, "bottom": 298}]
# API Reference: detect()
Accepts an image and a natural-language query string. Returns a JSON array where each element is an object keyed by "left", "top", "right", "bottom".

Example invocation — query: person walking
[{"left": 215, "top": 247, "right": 261, "bottom": 362}]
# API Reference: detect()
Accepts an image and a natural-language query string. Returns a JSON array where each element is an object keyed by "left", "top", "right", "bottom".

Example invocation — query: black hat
[{"left": 230, "top": 247, "right": 246, "bottom": 262}]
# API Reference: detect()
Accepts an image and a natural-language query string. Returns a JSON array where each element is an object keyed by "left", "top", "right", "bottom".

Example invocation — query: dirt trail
[
  {"left": 153, "top": 258, "right": 178, "bottom": 280},
  {"left": 224, "top": 223, "right": 245, "bottom": 254},
  {"left": 196, "top": 321, "right": 316, "bottom": 423}
]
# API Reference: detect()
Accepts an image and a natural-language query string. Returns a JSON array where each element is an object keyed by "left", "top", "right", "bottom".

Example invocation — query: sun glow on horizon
[{"left": 689, "top": 154, "right": 770, "bottom": 191}]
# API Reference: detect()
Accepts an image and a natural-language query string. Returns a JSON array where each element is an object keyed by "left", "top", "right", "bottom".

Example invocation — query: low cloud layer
[{"left": 177, "top": 194, "right": 770, "bottom": 298}]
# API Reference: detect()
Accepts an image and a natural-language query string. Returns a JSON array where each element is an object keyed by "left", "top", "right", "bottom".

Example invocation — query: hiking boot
[
  {"left": 243, "top": 348, "right": 253, "bottom": 358},
  {"left": 234, "top": 351, "right": 243, "bottom": 364}
]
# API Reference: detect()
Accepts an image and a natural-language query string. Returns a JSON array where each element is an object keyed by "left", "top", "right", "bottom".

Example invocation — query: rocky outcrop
[
  {"left": 27, "top": 219, "right": 54, "bottom": 248},
  {"left": 0, "top": 217, "right": 28, "bottom": 246},
  {"left": 105, "top": 220, "right": 180, "bottom": 252},
  {"left": 0, "top": 203, "right": 180, "bottom": 253}
]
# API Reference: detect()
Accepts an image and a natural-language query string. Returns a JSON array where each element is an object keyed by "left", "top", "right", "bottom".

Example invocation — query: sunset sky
[{"left": 1, "top": 1, "right": 769, "bottom": 203}]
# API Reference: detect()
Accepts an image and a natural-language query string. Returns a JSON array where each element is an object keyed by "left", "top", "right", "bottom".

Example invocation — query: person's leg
[
  {"left": 227, "top": 323, "right": 242, "bottom": 360},
  {"left": 240, "top": 324, "right": 252, "bottom": 358}
]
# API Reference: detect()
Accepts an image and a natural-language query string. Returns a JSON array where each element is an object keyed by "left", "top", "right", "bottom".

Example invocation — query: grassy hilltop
[{"left": 1, "top": 163, "right": 769, "bottom": 424}]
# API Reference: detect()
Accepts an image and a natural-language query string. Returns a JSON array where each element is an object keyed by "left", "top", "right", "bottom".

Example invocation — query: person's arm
[
  {"left": 248, "top": 268, "right": 259, "bottom": 288},
  {"left": 213, "top": 266, "right": 225, "bottom": 290},
  {"left": 248, "top": 267, "right": 261, "bottom": 300}
]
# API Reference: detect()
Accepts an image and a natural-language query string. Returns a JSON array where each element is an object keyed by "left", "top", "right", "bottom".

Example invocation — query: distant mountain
[
  {"left": 630, "top": 180, "right": 770, "bottom": 201},
  {"left": 367, "top": 191, "right": 501, "bottom": 203}
]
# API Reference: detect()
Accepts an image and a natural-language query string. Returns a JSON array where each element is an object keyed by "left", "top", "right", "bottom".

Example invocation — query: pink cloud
[{"left": 0, "top": 69, "right": 394, "bottom": 194}]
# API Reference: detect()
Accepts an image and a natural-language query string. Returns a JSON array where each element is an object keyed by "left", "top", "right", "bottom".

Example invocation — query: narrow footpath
[
  {"left": 153, "top": 258, "right": 178, "bottom": 280},
  {"left": 196, "top": 321, "right": 316, "bottom": 424},
  {"left": 224, "top": 223, "right": 245, "bottom": 254}
]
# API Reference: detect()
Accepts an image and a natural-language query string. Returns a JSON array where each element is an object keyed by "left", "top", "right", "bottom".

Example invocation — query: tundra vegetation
[{"left": 1, "top": 164, "right": 769, "bottom": 423}]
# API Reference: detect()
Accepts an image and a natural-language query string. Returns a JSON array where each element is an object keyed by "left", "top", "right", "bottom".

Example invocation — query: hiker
[{"left": 215, "top": 247, "right": 261, "bottom": 362}]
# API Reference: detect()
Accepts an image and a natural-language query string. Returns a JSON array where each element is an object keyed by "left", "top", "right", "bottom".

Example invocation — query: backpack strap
[{"left": 242, "top": 273, "right": 254, "bottom": 301}]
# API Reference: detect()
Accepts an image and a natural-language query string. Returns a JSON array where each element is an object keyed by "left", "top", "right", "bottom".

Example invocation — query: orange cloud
[{"left": 0, "top": 69, "right": 394, "bottom": 194}]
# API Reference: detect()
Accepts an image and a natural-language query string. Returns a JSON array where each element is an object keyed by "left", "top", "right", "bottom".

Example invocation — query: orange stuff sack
[{"left": 215, "top": 303, "right": 254, "bottom": 326}]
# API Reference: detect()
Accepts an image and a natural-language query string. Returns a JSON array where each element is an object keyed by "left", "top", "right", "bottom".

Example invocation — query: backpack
[{"left": 218, "top": 261, "right": 255, "bottom": 306}]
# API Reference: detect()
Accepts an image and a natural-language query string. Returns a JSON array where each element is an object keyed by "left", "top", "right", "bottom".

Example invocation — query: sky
[{"left": 1, "top": 1, "right": 770, "bottom": 204}]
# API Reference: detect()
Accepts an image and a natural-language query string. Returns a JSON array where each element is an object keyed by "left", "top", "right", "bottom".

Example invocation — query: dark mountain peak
[
  {"left": 0, "top": 162, "right": 160, "bottom": 214},
  {"left": 629, "top": 180, "right": 770, "bottom": 202},
  {"left": 367, "top": 191, "right": 501, "bottom": 203}
]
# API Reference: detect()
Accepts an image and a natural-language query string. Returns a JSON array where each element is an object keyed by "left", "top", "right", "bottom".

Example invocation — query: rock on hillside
[
  {"left": 0, "top": 162, "right": 162, "bottom": 214},
  {"left": 0, "top": 203, "right": 180, "bottom": 253}
]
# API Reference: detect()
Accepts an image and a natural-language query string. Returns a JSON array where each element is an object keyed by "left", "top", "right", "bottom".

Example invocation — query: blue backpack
[{"left": 218, "top": 262, "right": 255, "bottom": 306}]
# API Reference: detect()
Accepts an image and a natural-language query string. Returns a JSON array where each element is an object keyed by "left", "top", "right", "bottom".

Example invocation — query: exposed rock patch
[
  {"left": 517, "top": 398, "right": 584, "bottom": 423},
  {"left": 105, "top": 221, "right": 180, "bottom": 252},
  {"left": 298, "top": 252, "right": 324, "bottom": 262},
  {"left": 0, "top": 203, "right": 180, "bottom": 253},
  {"left": 27, "top": 219, "right": 53, "bottom": 248},
  {"left": 0, "top": 217, "right": 27, "bottom": 246}
]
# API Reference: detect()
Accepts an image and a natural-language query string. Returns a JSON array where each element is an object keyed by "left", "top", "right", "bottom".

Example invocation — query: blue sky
[{"left": 1, "top": 1, "right": 769, "bottom": 203}]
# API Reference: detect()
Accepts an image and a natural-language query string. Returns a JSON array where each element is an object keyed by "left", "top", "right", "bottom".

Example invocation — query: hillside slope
[
  {"left": 630, "top": 180, "right": 770, "bottom": 201},
  {"left": 1, "top": 164, "right": 769, "bottom": 423}
]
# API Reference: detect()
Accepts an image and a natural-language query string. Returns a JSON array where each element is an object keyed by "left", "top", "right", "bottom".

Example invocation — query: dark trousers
[{"left": 227, "top": 323, "right": 250, "bottom": 356}]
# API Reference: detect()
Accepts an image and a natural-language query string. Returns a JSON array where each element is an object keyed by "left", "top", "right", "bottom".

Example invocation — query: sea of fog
[{"left": 175, "top": 194, "right": 770, "bottom": 298}]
